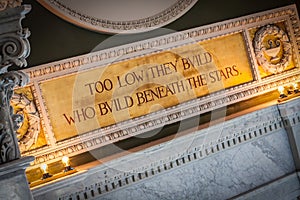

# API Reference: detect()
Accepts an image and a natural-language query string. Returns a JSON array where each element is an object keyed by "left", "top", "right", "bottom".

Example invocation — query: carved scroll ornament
[{"left": 0, "top": 29, "right": 30, "bottom": 73}]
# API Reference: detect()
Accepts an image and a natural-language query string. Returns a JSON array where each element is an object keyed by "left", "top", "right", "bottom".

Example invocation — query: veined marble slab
[{"left": 98, "top": 130, "right": 295, "bottom": 200}]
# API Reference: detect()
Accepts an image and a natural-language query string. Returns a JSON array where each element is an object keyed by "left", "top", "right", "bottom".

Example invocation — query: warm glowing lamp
[
  {"left": 278, "top": 86, "right": 287, "bottom": 98},
  {"left": 62, "top": 156, "right": 73, "bottom": 172},
  {"left": 40, "top": 163, "right": 52, "bottom": 179},
  {"left": 293, "top": 82, "right": 299, "bottom": 93}
]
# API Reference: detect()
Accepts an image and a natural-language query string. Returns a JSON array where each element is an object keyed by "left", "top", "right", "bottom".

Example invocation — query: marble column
[{"left": 0, "top": 1, "right": 34, "bottom": 200}]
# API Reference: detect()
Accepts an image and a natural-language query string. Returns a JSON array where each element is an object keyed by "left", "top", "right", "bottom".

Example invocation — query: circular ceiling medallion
[{"left": 37, "top": 0, "right": 198, "bottom": 34}]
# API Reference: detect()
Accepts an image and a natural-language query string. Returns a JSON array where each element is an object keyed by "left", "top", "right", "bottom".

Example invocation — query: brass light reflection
[
  {"left": 293, "top": 82, "right": 299, "bottom": 93},
  {"left": 40, "top": 163, "right": 52, "bottom": 179},
  {"left": 62, "top": 156, "right": 74, "bottom": 172},
  {"left": 278, "top": 86, "right": 287, "bottom": 98}
]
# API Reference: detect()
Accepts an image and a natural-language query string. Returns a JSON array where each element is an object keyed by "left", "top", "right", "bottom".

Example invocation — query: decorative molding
[
  {"left": 22, "top": 5, "right": 300, "bottom": 168},
  {"left": 37, "top": 0, "right": 198, "bottom": 34}
]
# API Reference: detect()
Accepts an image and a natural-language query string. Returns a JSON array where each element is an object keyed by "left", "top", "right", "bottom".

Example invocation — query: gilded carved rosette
[
  {"left": 252, "top": 22, "right": 295, "bottom": 77},
  {"left": 0, "top": 3, "right": 31, "bottom": 164}
]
